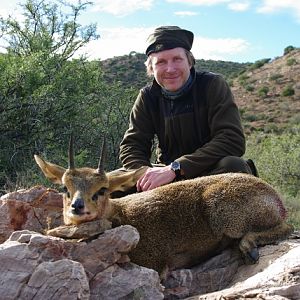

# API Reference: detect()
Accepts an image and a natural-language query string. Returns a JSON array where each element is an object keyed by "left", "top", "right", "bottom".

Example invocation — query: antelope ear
[
  {"left": 107, "top": 166, "right": 148, "bottom": 192},
  {"left": 34, "top": 155, "right": 66, "bottom": 185}
]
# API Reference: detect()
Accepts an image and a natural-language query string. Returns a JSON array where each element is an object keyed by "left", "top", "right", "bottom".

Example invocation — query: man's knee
[{"left": 209, "top": 156, "right": 254, "bottom": 175}]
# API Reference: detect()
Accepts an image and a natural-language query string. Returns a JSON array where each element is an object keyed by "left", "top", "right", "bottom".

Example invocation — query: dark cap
[{"left": 145, "top": 26, "right": 194, "bottom": 56}]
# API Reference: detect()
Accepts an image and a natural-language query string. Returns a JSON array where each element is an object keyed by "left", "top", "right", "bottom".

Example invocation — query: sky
[{"left": 0, "top": 0, "right": 299, "bottom": 63}]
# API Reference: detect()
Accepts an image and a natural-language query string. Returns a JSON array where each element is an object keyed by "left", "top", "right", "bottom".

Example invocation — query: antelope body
[{"left": 34, "top": 153, "right": 293, "bottom": 274}]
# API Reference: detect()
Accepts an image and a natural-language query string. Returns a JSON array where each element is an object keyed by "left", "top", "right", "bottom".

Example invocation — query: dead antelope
[{"left": 34, "top": 140, "right": 293, "bottom": 274}]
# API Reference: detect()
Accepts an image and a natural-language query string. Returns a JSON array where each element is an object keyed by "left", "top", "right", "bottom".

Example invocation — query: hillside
[
  {"left": 101, "top": 49, "right": 300, "bottom": 134},
  {"left": 100, "top": 52, "right": 250, "bottom": 88},
  {"left": 232, "top": 49, "right": 300, "bottom": 133}
]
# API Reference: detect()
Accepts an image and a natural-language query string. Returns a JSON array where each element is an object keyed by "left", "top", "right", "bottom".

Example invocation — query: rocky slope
[{"left": 232, "top": 49, "right": 300, "bottom": 133}]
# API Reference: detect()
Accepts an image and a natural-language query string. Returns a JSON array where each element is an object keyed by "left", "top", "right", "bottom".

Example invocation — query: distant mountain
[
  {"left": 100, "top": 52, "right": 148, "bottom": 88},
  {"left": 100, "top": 51, "right": 250, "bottom": 89},
  {"left": 100, "top": 49, "right": 300, "bottom": 133}
]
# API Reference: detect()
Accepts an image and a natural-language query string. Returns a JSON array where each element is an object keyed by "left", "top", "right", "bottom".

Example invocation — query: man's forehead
[{"left": 151, "top": 47, "right": 186, "bottom": 60}]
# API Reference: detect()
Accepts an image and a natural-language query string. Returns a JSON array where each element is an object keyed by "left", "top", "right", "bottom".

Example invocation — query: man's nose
[{"left": 165, "top": 62, "right": 176, "bottom": 72}]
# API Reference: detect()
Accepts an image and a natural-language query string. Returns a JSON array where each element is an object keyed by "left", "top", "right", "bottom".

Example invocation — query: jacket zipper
[{"left": 170, "top": 100, "right": 174, "bottom": 117}]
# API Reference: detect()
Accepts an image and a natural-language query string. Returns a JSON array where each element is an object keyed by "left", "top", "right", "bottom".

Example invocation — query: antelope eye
[
  {"left": 62, "top": 186, "right": 70, "bottom": 198},
  {"left": 92, "top": 188, "right": 107, "bottom": 201},
  {"left": 98, "top": 187, "right": 107, "bottom": 195}
]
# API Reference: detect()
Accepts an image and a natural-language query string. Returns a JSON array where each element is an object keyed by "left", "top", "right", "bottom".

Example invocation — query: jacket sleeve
[
  {"left": 119, "top": 90, "right": 155, "bottom": 169},
  {"left": 177, "top": 74, "right": 245, "bottom": 179}
]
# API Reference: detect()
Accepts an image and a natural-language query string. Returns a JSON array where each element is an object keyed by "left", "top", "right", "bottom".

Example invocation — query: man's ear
[
  {"left": 34, "top": 155, "right": 66, "bottom": 185},
  {"left": 107, "top": 166, "right": 148, "bottom": 193}
]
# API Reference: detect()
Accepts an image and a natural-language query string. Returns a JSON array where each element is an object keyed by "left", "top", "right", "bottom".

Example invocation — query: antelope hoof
[{"left": 244, "top": 247, "right": 259, "bottom": 264}]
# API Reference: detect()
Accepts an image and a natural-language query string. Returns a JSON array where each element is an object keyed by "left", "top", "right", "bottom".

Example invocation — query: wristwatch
[{"left": 170, "top": 161, "right": 181, "bottom": 179}]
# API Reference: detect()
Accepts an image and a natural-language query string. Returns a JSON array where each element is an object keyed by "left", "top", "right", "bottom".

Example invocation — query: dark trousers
[{"left": 205, "top": 156, "right": 256, "bottom": 176}]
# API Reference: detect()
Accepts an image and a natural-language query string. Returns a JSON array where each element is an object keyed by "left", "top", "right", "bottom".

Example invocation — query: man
[{"left": 119, "top": 26, "right": 257, "bottom": 192}]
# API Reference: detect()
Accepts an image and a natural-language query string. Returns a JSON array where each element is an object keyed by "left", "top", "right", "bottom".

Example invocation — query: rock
[
  {"left": 46, "top": 219, "right": 112, "bottom": 239},
  {"left": 0, "top": 227, "right": 164, "bottom": 300},
  {"left": 0, "top": 186, "right": 63, "bottom": 243},
  {"left": 89, "top": 263, "right": 163, "bottom": 300},
  {"left": 71, "top": 225, "right": 141, "bottom": 276},
  {"left": 175, "top": 234, "right": 300, "bottom": 299},
  {"left": 163, "top": 248, "right": 242, "bottom": 299},
  {"left": 20, "top": 259, "right": 90, "bottom": 300},
  {"left": 196, "top": 240, "right": 300, "bottom": 299}
]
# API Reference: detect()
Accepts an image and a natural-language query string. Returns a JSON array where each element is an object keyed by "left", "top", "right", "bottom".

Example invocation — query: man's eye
[
  {"left": 174, "top": 57, "right": 183, "bottom": 62},
  {"left": 156, "top": 60, "right": 165, "bottom": 66}
]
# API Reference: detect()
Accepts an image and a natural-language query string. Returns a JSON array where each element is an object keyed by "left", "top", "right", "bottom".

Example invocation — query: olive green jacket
[{"left": 119, "top": 69, "right": 245, "bottom": 179}]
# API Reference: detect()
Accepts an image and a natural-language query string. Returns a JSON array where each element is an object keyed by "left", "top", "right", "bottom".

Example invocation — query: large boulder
[
  {"left": 0, "top": 227, "right": 164, "bottom": 300},
  {"left": 0, "top": 186, "right": 63, "bottom": 243},
  {"left": 165, "top": 233, "right": 300, "bottom": 299}
]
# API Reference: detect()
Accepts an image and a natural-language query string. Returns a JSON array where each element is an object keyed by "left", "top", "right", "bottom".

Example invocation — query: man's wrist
[{"left": 170, "top": 161, "right": 182, "bottom": 180}]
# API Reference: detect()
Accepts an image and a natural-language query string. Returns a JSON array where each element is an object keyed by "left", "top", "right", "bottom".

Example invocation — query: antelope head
[{"left": 34, "top": 137, "right": 147, "bottom": 225}]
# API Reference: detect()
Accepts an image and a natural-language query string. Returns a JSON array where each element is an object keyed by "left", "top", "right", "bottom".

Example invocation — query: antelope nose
[{"left": 71, "top": 198, "right": 84, "bottom": 214}]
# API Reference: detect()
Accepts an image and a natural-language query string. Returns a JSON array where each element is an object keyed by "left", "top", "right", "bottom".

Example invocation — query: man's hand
[{"left": 137, "top": 166, "right": 176, "bottom": 192}]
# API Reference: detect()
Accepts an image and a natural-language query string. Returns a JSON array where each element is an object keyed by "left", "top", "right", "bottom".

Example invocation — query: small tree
[
  {"left": 0, "top": 0, "right": 98, "bottom": 60},
  {"left": 284, "top": 45, "right": 295, "bottom": 55},
  {"left": 0, "top": 0, "right": 100, "bottom": 189}
]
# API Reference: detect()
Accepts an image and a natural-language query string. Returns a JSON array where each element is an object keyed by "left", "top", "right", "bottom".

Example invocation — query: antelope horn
[
  {"left": 68, "top": 133, "right": 75, "bottom": 169},
  {"left": 97, "top": 136, "right": 106, "bottom": 174}
]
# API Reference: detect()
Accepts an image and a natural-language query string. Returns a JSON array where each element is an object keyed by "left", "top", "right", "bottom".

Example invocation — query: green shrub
[
  {"left": 258, "top": 86, "right": 269, "bottom": 98},
  {"left": 284, "top": 45, "right": 295, "bottom": 55},
  {"left": 289, "top": 113, "right": 300, "bottom": 125},
  {"left": 287, "top": 58, "right": 297, "bottom": 66},
  {"left": 243, "top": 113, "right": 259, "bottom": 122},
  {"left": 281, "top": 85, "right": 295, "bottom": 97},
  {"left": 245, "top": 128, "right": 300, "bottom": 228},
  {"left": 263, "top": 123, "right": 279, "bottom": 133},
  {"left": 227, "top": 79, "right": 233, "bottom": 87},
  {"left": 238, "top": 74, "right": 249, "bottom": 87},
  {"left": 245, "top": 84, "right": 254, "bottom": 92},
  {"left": 270, "top": 73, "right": 283, "bottom": 81},
  {"left": 284, "top": 193, "right": 300, "bottom": 229},
  {"left": 239, "top": 107, "right": 246, "bottom": 116},
  {"left": 249, "top": 58, "right": 271, "bottom": 70}
]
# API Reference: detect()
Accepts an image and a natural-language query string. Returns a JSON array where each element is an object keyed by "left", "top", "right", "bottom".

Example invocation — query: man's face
[{"left": 150, "top": 47, "right": 191, "bottom": 92}]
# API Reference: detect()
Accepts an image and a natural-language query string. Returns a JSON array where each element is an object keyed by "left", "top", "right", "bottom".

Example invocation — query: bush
[
  {"left": 284, "top": 45, "right": 295, "bottom": 55},
  {"left": 287, "top": 58, "right": 297, "bottom": 66},
  {"left": 238, "top": 74, "right": 249, "bottom": 86},
  {"left": 245, "top": 128, "right": 300, "bottom": 228},
  {"left": 270, "top": 73, "right": 283, "bottom": 81},
  {"left": 249, "top": 58, "right": 271, "bottom": 70},
  {"left": 290, "top": 113, "right": 300, "bottom": 125},
  {"left": 263, "top": 123, "right": 279, "bottom": 133},
  {"left": 243, "top": 113, "right": 259, "bottom": 122},
  {"left": 258, "top": 86, "right": 269, "bottom": 98},
  {"left": 245, "top": 84, "right": 254, "bottom": 92},
  {"left": 281, "top": 85, "right": 295, "bottom": 97}
]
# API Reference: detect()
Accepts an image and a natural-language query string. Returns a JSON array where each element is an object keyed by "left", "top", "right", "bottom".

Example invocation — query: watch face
[{"left": 171, "top": 161, "right": 180, "bottom": 171}]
